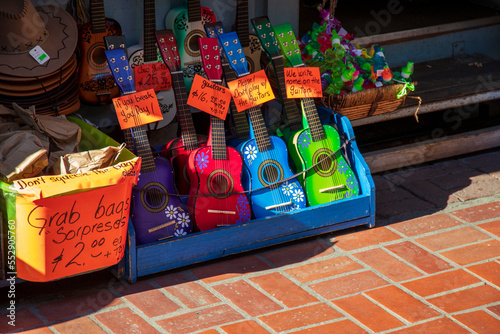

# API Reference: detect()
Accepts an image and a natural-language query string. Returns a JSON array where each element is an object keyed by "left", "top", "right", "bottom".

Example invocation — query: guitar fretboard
[
  {"left": 235, "top": 0, "right": 250, "bottom": 48},
  {"left": 187, "top": 0, "right": 202, "bottom": 22},
  {"left": 211, "top": 116, "right": 227, "bottom": 160},
  {"left": 222, "top": 62, "right": 250, "bottom": 139},
  {"left": 90, "top": 0, "right": 106, "bottom": 33},
  {"left": 143, "top": 0, "right": 157, "bottom": 63},
  {"left": 132, "top": 125, "right": 157, "bottom": 173},
  {"left": 247, "top": 106, "right": 272, "bottom": 152},
  {"left": 273, "top": 56, "right": 302, "bottom": 131},
  {"left": 171, "top": 72, "right": 198, "bottom": 150},
  {"left": 302, "top": 98, "right": 325, "bottom": 142}
]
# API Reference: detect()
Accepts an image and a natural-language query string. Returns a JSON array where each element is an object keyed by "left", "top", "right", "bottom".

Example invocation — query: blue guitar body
[
  {"left": 131, "top": 156, "right": 192, "bottom": 244},
  {"left": 238, "top": 136, "right": 306, "bottom": 219}
]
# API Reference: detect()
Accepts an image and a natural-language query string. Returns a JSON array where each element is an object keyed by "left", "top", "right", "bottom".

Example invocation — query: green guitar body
[{"left": 288, "top": 125, "right": 359, "bottom": 206}]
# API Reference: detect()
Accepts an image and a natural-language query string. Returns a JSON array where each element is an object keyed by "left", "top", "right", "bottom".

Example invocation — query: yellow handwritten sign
[
  {"left": 134, "top": 62, "right": 172, "bottom": 92},
  {"left": 13, "top": 159, "right": 140, "bottom": 282},
  {"left": 284, "top": 67, "right": 323, "bottom": 98},
  {"left": 226, "top": 70, "right": 275, "bottom": 112},
  {"left": 112, "top": 89, "right": 163, "bottom": 129},
  {"left": 187, "top": 75, "right": 232, "bottom": 120}
]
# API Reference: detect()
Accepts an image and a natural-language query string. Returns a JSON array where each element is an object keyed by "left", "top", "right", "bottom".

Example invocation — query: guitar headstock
[
  {"left": 218, "top": 32, "right": 249, "bottom": 77},
  {"left": 273, "top": 23, "right": 303, "bottom": 67},
  {"left": 105, "top": 48, "right": 135, "bottom": 95},
  {"left": 155, "top": 29, "right": 181, "bottom": 73},
  {"left": 204, "top": 21, "right": 225, "bottom": 39},
  {"left": 199, "top": 37, "right": 222, "bottom": 81},
  {"left": 251, "top": 16, "right": 281, "bottom": 58}
]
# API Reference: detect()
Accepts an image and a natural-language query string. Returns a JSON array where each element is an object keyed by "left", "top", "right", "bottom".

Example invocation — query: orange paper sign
[
  {"left": 13, "top": 158, "right": 141, "bottom": 282},
  {"left": 227, "top": 69, "right": 275, "bottom": 112},
  {"left": 134, "top": 62, "right": 172, "bottom": 92},
  {"left": 112, "top": 89, "right": 163, "bottom": 129},
  {"left": 187, "top": 75, "right": 232, "bottom": 120},
  {"left": 284, "top": 67, "right": 323, "bottom": 98}
]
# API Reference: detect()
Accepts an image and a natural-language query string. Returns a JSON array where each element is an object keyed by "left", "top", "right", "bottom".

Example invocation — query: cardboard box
[{"left": 0, "top": 117, "right": 140, "bottom": 282}]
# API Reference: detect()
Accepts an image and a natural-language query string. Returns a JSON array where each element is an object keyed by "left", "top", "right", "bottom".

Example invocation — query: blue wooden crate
[{"left": 123, "top": 112, "right": 375, "bottom": 283}]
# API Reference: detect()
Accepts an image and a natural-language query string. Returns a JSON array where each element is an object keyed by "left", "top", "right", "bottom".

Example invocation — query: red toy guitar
[
  {"left": 155, "top": 30, "right": 207, "bottom": 196},
  {"left": 186, "top": 37, "right": 251, "bottom": 230}
]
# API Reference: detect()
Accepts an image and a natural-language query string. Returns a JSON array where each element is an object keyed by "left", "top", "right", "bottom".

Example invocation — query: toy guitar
[
  {"left": 127, "top": 0, "right": 176, "bottom": 130},
  {"left": 234, "top": 0, "right": 263, "bottom": 74},
  {"left": 251, "top": 16, "right": 303, "bottom": 138},
  {"left": 274, "top": 23, "right": 359, "bottom": 206},
  {"left": 105, "top": 48, "right": 192, "bottom": 244},
  {"left": 156, "top": 29, "right": 207, "bottom": 196},
  {"left": 219, "top": 32, "right": 306, "bottom": 218},
  {"left": 204, "top": 22, "right": 250, "bottom": 141},
  {"left": 186, "top": 37, "right": 251, "bottom": 230},
  {"left": 78, "top": 0, "right": 121, "bottom": 104},
  {"left": 165, "top": 0, "right": 216, "bottom": 91}
]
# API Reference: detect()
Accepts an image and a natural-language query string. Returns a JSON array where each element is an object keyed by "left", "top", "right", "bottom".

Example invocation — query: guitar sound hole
[
  {"left": 317, "top": 153, "right": 332, "bottom": 172},
  {"left": 145, "top": 188, "right": 165, "bottom": 208},
  {"left": 312, "top": 148, "right": 337, "bottom": 178},
  {"left": 212, "top": 174, "right": 229, "bottom": 194},
  {"left": 263, "top": 165, "right": 279, "bottom": 184},
  {"left": 91, "top": 45, "right": 106, "bottom": 66}
]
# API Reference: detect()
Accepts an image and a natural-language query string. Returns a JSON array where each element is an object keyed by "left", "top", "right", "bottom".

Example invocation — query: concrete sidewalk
[{"left": 1, "top": 150, "right": 500, "bottom": 334}]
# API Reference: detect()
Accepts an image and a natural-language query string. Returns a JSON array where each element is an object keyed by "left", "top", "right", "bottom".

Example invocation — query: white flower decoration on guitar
[
  {"left": 281, "top": 181, "right": 295, "bottom": 196},
  {"left": 177, "top": 212, "right": 191, "bottom": 228},
  {"left": 174, "top": 228, "right": 187, "bottom": 237},
  {"left": 165, "top": 205, "right": 178, "bottom": 220},
  {"left": 244, "top": 144, "right": 258, "bottom": 161},
  {"left": 291, "top": 188, "right": 305, "bottom": 203}
]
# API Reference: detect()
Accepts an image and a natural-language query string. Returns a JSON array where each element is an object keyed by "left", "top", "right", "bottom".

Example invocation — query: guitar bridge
[
  {"left": 208, "top": 209, "right": 236, "bottom": 215},
  {"left": 148, "top": 220, "right": 176, "bottom": 233},
  {"left": 265, "top": 201, "right": 293, "bottom": 210},
  {"left": 319, "top": 185, "right": 346, "bottom": 193}
]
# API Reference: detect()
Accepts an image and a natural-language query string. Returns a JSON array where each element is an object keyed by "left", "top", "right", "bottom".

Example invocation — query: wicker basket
[{"left": 314, "top": 84, "right": 407, "bottom": 120}]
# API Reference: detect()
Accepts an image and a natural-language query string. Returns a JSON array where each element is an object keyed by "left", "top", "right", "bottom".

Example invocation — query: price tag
[
  {"left": 112, "top": 89, "right": 163, "bottom": 129},
  {"left": 226, "top": 69, "right": 275, "bottom": 112},
  {"left": 29, "top": 45, "right": 50, "bottom": 65},
  {"left": 134, "top": 62, "right": 172, "bottom": 92},
  {"left": 187, "top": 75, "right": 232, "bottom": 120},
  {"left": 284, "top": 67, "right": 323, "bottom": 98}
]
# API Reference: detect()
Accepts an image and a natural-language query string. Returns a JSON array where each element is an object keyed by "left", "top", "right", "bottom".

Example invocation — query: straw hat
[{"left": 0, "top": 0, "right": 78, "bottom": 77}]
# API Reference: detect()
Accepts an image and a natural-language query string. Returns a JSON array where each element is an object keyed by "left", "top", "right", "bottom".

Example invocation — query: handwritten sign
[
  {"left": 226, "top": 69, "right": 275, "bottom": 112},
  {"left": 134, "top": 62, "right": 172, "bottom": 92},
  {"left": 13, "top": 158, "right": 141, "bottom": 282},
  {"left": 284, "top": 67, "right": 323, "bottom": 98},
  {"left": 112, "top": 89, "right": 163, "bottom": 129},
  {"left": 187, "top": 75, "right": 232, "bottom": 120}
]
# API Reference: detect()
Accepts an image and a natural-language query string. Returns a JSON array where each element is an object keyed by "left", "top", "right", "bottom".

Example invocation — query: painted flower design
[
  {"left": 244, "top": 144, "right": 258, "bottom": 161},
  {"left": 291, "top": 188, "right": 305, "bottom": 203},
  {"left": 337, "top": 160, "right": 350, "bottom": 174},
  {"left": 237, "top": 206, "right": 251, "bottom": 223},
  {"left": 177, "top": 212, "right": 191, "bottom": 228},
  {"left": 298, "top": 131, "right": 312, "bottom": 149},
  {"left": 346, "top": 174, "right": 359, "bottom": 194},
  {"left": 196, "top": 151, "right": 209, "bottom": 170},
  {"left": 281, "top": 181, "right": 295, "bottom": 196},
  {"left": 174, "top": 228, "right": 187, "bottom": 237},
  {"left": 237, "top": 195, "right": 249, "bottom": 208},
  {"left": 165, "top": 205, "right": 178, "bottom": 220}
]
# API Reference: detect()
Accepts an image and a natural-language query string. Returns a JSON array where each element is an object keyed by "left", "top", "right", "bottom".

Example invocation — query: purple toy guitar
[{"left": 105, "top": 48, "right": 192, "bottom": 244}]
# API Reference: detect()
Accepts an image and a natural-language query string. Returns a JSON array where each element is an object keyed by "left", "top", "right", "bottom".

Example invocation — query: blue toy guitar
[
  {"left": 105, "top": 48, "right": 192, "bottom": 244},
  {"left": 219, "top": 32, "right": 306, "bottom": 218}
]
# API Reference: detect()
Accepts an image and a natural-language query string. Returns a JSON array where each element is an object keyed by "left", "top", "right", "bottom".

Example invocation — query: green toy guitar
[{"left": 274, "top": 23, "right": 359, "bottom": 206}]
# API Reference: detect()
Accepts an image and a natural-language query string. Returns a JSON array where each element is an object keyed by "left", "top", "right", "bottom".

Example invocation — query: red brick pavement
[{"left": 1, "top": 151, "right": 500, "bottom": 333}]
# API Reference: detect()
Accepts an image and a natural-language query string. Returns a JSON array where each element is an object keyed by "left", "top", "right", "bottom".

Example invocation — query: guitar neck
[
  {"left": 211, "top": 116, "right": 227, "bottom": 160},
  {"left": 90, "top": 0, "right": 106, "bottom": 33},
  {"left": 187, "top": 0, "right": 202, "bottom": 22},
  {"left": 247, "top": 106, "right": 272, "bottom": 152},
  {"left": 302, "top": 97, "right": 325, "bottom": 142},
  {"left": 235, "top": 0, "right": 250, "bottom": 48},
  {"left": 143, "top": 0, "right": 157, "bottom": 63},
  {"left": 171, "top": 72, "right": 198, "bottom": 149},
  {"left": 272, "top": 56, "right": 302, "bottom": 131},
  {"left": 131, "top": 125, "right": 157, "bottom": 173}
]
